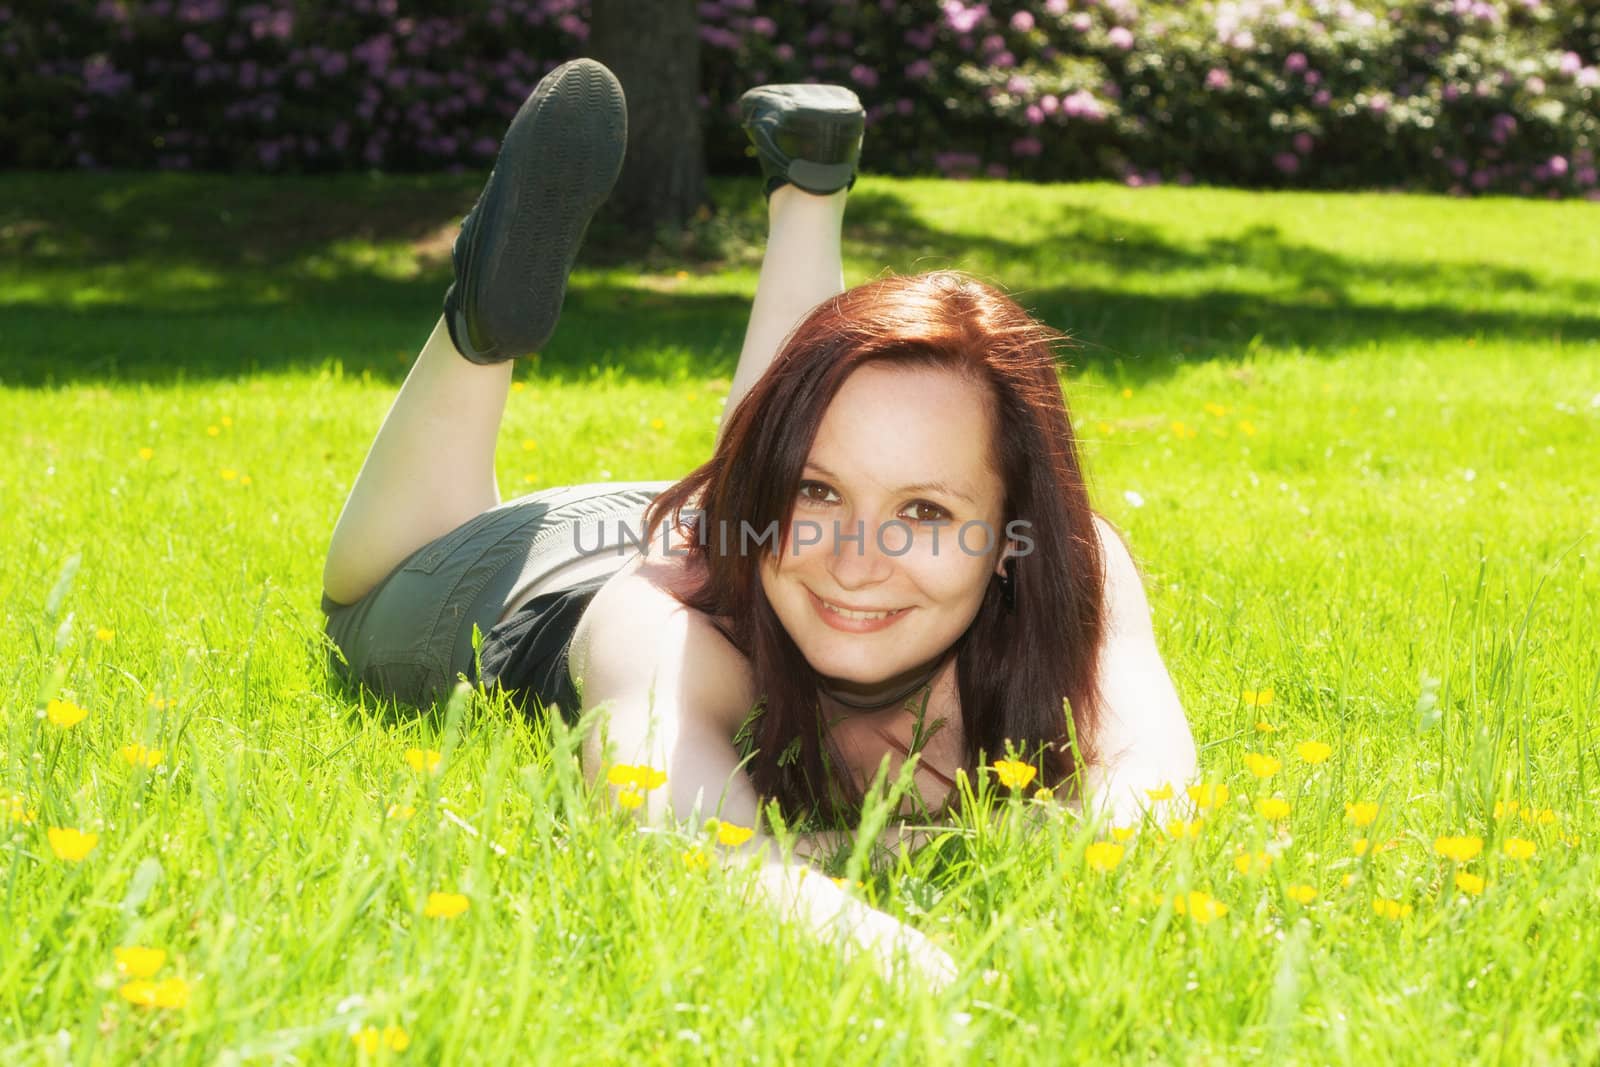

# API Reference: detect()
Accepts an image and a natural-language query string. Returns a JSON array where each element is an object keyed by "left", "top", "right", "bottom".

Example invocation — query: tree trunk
[{"left": 586, "top": 0, "right": 707, "bottom": 233}]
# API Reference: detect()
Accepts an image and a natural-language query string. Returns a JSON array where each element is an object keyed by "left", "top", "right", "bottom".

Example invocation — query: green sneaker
[
  {"left": 442, "top": 59, "right": 627, "bottom": 363},
  {"left": 739, "top": 83, "right": 865, "bottom": 198}
]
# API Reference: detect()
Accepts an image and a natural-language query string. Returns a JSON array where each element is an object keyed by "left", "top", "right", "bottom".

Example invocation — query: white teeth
[{"left": 822, "top": 600, "right": 898, "bottom": 621}]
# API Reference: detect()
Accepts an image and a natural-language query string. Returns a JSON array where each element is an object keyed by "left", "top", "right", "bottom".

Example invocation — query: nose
[{"left": 822, "top": 515, "right": 896, "bottom": 590}]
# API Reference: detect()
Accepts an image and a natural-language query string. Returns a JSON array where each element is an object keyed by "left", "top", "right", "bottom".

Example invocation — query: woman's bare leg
[
  {"left": 322, "top": 60, "right": 626, "bottom": 606},
  {"left": 723, "top": 185, "right": 848, "bottom": 423},
  {"left": 325, "top": 186, "right": 845, "bottom": 603},
  {"left": 322, "top": 318, "right": 510, "bottom": 605}
]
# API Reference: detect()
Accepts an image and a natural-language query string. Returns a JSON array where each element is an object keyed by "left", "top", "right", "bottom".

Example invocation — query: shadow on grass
[{"left": 3, "top": 172, "right": 1596, "bottom": 388}]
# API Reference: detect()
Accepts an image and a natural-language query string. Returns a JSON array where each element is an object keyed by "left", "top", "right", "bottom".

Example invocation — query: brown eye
[
  {"left": 798, "top": 481, "right": 836, "bottom": 504},
  {"left": 905, "top": 501, "right": 950, "bottom": 523}
]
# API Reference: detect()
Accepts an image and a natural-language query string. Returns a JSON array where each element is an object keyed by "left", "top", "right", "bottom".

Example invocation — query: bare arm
[
  {"left": 568, "top": 563, "right": 955, "bottom": 986},
  {"left": 1080, "top": 516, "right": 1199, "bottom": 824}
]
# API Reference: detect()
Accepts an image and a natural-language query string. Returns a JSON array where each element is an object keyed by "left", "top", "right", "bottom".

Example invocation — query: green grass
[{"left": 3, "top": 171, "right": 1599, "bottom": 1064}]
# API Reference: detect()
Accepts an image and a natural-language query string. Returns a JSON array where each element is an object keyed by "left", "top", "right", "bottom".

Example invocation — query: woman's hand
[
  {"left": 752, "top": 861, "right": 955, "bottom": 990},
  {"left": 841, "top": 896, "right": 957, "bottom": 990}
]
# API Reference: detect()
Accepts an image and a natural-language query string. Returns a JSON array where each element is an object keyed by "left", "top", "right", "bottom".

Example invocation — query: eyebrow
[{"left": 802, "top": 462, "right": 977, "bottom": 505}]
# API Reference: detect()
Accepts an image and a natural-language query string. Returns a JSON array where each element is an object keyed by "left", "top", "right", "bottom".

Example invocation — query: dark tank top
[{"left": 472, "top": 573, "right": 612, "bottom": 722}]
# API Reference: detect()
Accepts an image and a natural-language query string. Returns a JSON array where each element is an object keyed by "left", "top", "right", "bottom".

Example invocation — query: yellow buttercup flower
[
  {"left": 48, "top": 827, "right": 99, "bottom": 862},
  {"left": 1345, "top": 801, "right": 1379, "bottom": 827},
  {"left": 1186, "top": 783, "right": 1229, "bottom": 810},
  {"left": 1526, "top": 807, "right": 1557, "bottom": 826},
  {"left": 137, "top": 447, "right": 154, "bottom": 461},
  {"left": 114, "top": 946, "right": 166, "bottom": 979},
  {"left": 1243, "top": 753, "right": 1281, "bottom": 779},
  {"left": 1503, "top": 837, "right": 1536, "bottom": 861},
  {"left": 1164, "top": 818, "right": 1205, "bottom": 840},
  {"left": 1372, "top": 898, "right": 1413, "bottom": 920},
  {"left": 46, "top": 699, "right": 89, "bottom": 728},
  {"left": 1433, "top": 835, "right": 1484, "bottom": 863},
  {"left": 1243, "top": 689, "right": 1274, "bottom": 708},
  {"left": 1084, "top": 841, "right": 1125, "bottom": 872},
  {"left": 1145, "top": 783, "right": 1174, "bottom": 802},
  {"left": 682, "top": 848, "right": 711, "bottom": 872},
  {"left": 1256, "top": 797, "right": 1291, "bottom": 820},
  {"left": 614, "top": 787, "right": 645, "bottom": 810},
  {"left": 1233, "top": 850, "right": 1273, "bottom": 875},
  {"left": 353, "top": 1026, "right": 411, "bottom": 1054},
  {"left": 1295, "top": 741, "right": 1332, "bottom": 764},
  {"left": 95, "top": 627, "right": 115, "bottom": 642},
  {"left": 1111, "top": 826, "right": 1136, "bottom": 842},
  {"left": 120, "top": 743, "right": 163, "bottom": 768},
  {"left": 606, "top": 764, "right": 667, "bottom": 791},
  {"left": 1254, "top": 720, "right": 1279, "bottom": 734},
  {"left": 1286, "top": 884, "right": 1318, "bottom": 905},
  {"left": 423, "top": 892, "right": 469, "bottom": 919},
  {"left": 5, "top": 794, "right": 37, "bottom": 825},
  {"left": 404, "top": 748, "right": 442, "bottom": 774},
  {"left": 386, "top": 804, "right": 416, "bottom": 820},
  {"left": 1352, "top": 838, "right": 1370, "bottom": 856},
  {"left": 1454, "top": 871, "right": 1485, "bottom": 896},
  {"left": 119, "top": 976, "right": 189, "bottom": 1008},
  {"left": 715, "top": 821, "right": 754, "bottom": 847},
  {"left": 991, "top": 759, "right": 1037, "bottom": 791},
  {"left": 1033, "top": 787, "right": 1055, "bottom": 802},
  {"left": 1172, "top": 890, "right": 1228, "bottom": 924}
]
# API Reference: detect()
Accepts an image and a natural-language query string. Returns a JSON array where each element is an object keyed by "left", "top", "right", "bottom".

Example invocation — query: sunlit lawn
[{"left": 2, "top": 172, "right": 1598, "bottom": 1063}]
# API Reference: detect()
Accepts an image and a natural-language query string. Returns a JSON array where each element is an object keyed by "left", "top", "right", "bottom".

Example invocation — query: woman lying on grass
[{"left": 321, "top": 59, "right": 1196, "bottom": 986}]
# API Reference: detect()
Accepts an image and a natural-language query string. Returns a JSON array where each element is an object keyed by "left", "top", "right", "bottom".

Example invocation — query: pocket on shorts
[
  {"left": 402, "top": 520, "right": 491, "bottom": 577},
  {"left": 360, "top": 655, "right": 451, "bottom": 709}
]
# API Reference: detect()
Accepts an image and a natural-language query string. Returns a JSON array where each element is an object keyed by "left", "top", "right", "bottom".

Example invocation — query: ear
[{"left": 995, "top": 538, "right": 1022, "bottom": 579}]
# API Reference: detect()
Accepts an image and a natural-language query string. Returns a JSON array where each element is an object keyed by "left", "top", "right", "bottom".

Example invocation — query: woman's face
[{"left": 758, "top": 363, "right": 1009, "bottom": 700}]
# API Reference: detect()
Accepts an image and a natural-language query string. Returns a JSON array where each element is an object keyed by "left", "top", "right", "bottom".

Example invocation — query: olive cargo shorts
[{"left": 321, "top": 481, "right": 669, "bottom": 708}]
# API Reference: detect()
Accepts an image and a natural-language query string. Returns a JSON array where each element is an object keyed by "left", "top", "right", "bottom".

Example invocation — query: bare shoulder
[
  {"left": 568, "top": 552, "right": 758, "bottom": 732},
  {"left": 1091, "top": 513, "right": 1155, "bottom": 638},
  {"left": 1082, "top": 512, "right": 1196, "bottom": 797}
]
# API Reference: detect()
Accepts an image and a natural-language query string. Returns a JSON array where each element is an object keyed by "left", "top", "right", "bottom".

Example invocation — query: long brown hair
[{"left": 644, "top": 271, "right": 1105, "bottom": 822}]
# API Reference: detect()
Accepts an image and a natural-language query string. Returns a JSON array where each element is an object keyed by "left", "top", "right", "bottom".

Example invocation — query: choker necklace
[{"left": 819, "top": 660, "right": 943, "bottom": 711}]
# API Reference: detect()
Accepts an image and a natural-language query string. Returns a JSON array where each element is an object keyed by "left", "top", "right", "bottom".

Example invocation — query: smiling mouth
[{"left": 811, "top": 592, "right": 909, "bottom": 622}]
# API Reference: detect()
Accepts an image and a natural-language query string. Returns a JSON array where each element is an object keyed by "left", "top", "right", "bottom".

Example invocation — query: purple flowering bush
[
  {"left": 3, "top": 0, "right": 588, "bottom": 172},
  {"left": 4, "top": 0, "right": 1597, "bottom": 198}
]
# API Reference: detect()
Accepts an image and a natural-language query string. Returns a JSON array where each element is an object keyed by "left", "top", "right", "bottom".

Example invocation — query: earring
[{"left": 998, "top": 566, "right": 1016, "bottom": 613}]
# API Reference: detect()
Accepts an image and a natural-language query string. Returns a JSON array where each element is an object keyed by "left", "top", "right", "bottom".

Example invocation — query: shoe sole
[{"left": 453, "top": 60, "right": 627, "bottom": 361}]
